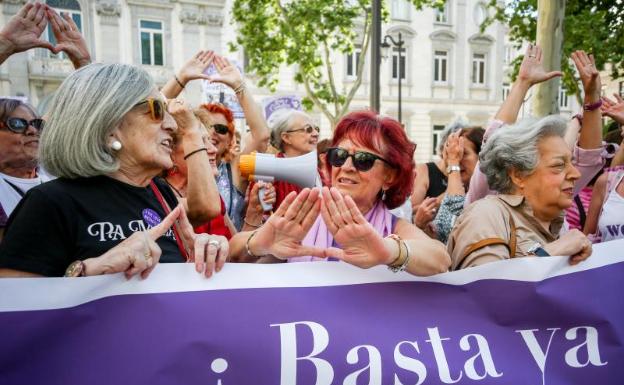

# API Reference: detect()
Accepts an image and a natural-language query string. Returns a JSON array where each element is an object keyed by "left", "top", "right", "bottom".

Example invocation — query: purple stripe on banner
[{"left": 1, "top": 262, "right": 623, "bottom": 384}]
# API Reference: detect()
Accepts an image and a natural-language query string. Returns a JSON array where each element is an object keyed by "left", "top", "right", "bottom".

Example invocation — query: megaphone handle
[{"left": 258, "top": 186, "right": 274, "bottom": 212}]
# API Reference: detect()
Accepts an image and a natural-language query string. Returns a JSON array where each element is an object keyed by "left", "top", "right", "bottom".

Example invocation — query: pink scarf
[{"left": 288, "top": 200, "right": 395, "bottom": 262}]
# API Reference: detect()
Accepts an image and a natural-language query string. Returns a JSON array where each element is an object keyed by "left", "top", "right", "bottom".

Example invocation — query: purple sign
[
  {"left": 1, "top": 239, "right": 623, "bottom": 385},
  {"left": 263, "top": 95, "right": 303, "bottom": 122},
  {"left": 141, "top": 208, "right": 161, "bottom": 227}
]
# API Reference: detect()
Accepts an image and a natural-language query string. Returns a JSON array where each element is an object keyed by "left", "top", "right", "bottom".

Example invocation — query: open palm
[
  {"left": 0, "top": 3, "right": 53, "bottom": 53},
  {"left": 602, "top": 94, "right": 624, "bottom": 124},
  {"left": 208, "top": 55, "right": 243, "bottom": 90},
  {"left": 517, "top": 44, "right": 562, "bottom": 86},
  {"left": 321, "top": 187, "right": 392, "bottom": 268}
]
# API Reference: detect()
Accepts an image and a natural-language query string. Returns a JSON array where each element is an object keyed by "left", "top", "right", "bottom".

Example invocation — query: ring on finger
[{"left": 208, "top": 239, "right": 221, "bottom": 248}]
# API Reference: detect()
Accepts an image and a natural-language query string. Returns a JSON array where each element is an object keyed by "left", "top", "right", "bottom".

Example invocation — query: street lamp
[{"left": 381, "top": 32, "right": 404, "bottom": 124}]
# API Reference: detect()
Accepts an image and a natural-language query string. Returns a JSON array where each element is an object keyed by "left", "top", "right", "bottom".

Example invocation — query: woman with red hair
[{"left": 230, "top": 111, "right": 451, "bottom": 276}]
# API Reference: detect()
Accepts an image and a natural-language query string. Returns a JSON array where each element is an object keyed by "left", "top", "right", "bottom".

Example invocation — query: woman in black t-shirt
[{"left": 0, "top": 63, "right": 227, "bottom": 278}]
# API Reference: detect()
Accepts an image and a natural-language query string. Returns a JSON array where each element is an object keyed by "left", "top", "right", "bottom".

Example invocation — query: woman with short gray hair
[
  {"left": 261, "top": 109, "right": 321, "bottom": 209},
  {"left": 0, "top": 63, "right": 228, "bottom": 278},
  {"left": 447, "top": 115, "right": 593, "bottom": 270}
]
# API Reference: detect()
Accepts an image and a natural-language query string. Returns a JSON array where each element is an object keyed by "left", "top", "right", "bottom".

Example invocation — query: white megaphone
[{"left": 239, "top": 151, "right": 318, "bottom": 211}]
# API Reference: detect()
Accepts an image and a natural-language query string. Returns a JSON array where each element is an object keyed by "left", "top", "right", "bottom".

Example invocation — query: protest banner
[
  {"left": 262, "top": 95, "right": 303, "bottom": 125},
  {"left": 1, "top": 239, "right": 623, "bottom": 385}
]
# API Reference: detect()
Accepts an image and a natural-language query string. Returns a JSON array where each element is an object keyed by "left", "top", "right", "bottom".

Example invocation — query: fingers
[
  {"left": 284, "top": 188, "right": 311, "bottom": 221},
  {"left": 545, "top": 71, "right": 563, "bottom": 80},
  {"left": 33, "top": 4, "right": 47, "bottom": 26},
  {"left": 536, "top": 45, "right": 542, "bottom": 62},
  {"left": 140, "top": 239, "right": 162, "bottom": 279},
  {"left": 18, "top": 2, "right": 33, "bottom": 18},
  {"left": 148, "top": 205, "right": 181, "bottom": 240},
  {"left": 343, "top": 194, "right": 366, "bottom": 225},
  {"left": 194, "top": 235, "right": 228, "bottom": 277},
  {"left": 25, "top": 2, "right": 38, "bottom": 20},
  {"left": 215, "top": 236, "right": 229, "bottom": 273},
  {"left": 614, "top": 93, "right": 624, "bottom": 103},
  {"left": 300, "top": 198, "right": 322, "bottom": 233},
  {"left": 62, "top": 12, "right": 79, "bottom": 31},
  {"left": 320, "top": 195, "right": 339, "bottom": 234},
  {"left": 273, "top": 191, "right": 297, "bottom": 217},
  {"left": 321, "top": 186, "right": 346, "bottom": 226}
]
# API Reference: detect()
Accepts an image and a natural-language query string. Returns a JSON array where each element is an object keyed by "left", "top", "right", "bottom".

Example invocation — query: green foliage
[
  {"left": 483, "top": 0, "right": 624, "bottom": 101},
  {"left": 230, "top": 0, "right": 440, "bottom": 126}
]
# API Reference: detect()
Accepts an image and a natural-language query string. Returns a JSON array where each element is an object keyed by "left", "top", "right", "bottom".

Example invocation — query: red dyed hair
[
  {"left": 197, "top": 103, "right": 235, "bottom": 135},
  {"left": 329, "top": 110, "right": 416, "bottom": 209}
]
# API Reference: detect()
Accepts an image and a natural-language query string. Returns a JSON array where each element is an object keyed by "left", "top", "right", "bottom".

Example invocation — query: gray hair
[
  {"left": 40, "top": 63, "right": 154, "bottom": 178},
  {"left": 269, "top": 109, "right": 307, "bottom": 151},
  {"left": 438, "top": 119, "right": 468, "bottom": 154},
  {"left": 479, "top": 115, "right": 567, "bottom": 193}
]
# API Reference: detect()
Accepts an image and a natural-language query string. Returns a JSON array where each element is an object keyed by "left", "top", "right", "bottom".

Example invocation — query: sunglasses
[
  {"left": 134, "top": 98, "right": 167, "bottom": 121},
  {"left": 326, "top": 147, "right": 393, "bottom": 172},
  {"left": 287, "top": 124, "right": 320, "bottom": 134},
  {"left": 1, "top": 118, "right": 45, "bottom": 134},
  {"left": 211, "top": 124, "right": 230, "bottom": 135}
]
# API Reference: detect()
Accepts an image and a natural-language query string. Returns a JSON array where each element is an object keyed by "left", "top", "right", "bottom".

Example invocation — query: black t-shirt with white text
[{"left": 0, "top": 176, "right": 183, "bottom": 276}]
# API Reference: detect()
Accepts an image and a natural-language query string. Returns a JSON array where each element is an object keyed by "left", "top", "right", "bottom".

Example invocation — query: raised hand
[
  {"left": 207, "top": 55, "right": 244, "bottom": 90},
  {"left": 517, "top": 44, "right": 562, "bottom": 86},
  {"left": 601, "top": 94, "right": 624, "bottom": 124},
  {"left": 0, "top": 2, "right": 54, "bottom": 54},
  {"left": 177, "top": 50, "right": 215, "bottom": 85},
  {"left": 413, "top": 196, "right": 438, "bottom": 230},
  {"left": 46, "top": 7, "right": 90, "bottom": 68},
  {"left": 167, "top": 98, "right": 202, "bottom": 137},
  {"left": 320, "top": 187, "right": 392, "bottom": 268},
  {"left": 250, "top": 188, "right": 328, "bottom": 259},
  {"left": 571, "top": 50, "right": 601, "bottom": 101},
  {"left": 444, "top": 131, "right": 464, "bottom": 165}
]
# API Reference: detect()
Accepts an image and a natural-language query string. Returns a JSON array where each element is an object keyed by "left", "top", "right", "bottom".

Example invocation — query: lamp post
[
  {"left": 381, "top": 32, "right": 404, "bottom": 124},
  {"left": 370, "top": 0, "right": 382, "bottom": 113}
]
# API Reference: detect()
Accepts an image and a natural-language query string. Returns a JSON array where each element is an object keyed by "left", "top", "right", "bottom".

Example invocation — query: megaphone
[{"left": 239, "top": 151, "right": 318, "bottom": 211}]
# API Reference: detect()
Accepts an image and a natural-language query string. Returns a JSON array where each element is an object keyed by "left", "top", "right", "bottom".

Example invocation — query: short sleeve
[
  {"left": 0, "top": 189, "right": 74, "bottom": 276},
  {"left": 446, "top": 199, "right": 512, "bottom": 270}
]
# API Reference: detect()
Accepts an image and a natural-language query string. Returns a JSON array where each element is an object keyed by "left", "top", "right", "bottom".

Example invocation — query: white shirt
[
  {"left": 0, "top": 170, "right": 53, "bottom": 219},
  {"left": 598, "top": 172, "right": 624, "bottom": 242}
]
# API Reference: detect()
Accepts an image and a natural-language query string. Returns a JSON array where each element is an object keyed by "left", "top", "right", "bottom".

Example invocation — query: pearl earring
[{"left": 111, "top": 140, "right": 122, "bottom": 151}]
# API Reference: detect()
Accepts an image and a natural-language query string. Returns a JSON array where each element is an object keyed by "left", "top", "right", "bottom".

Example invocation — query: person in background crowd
[
  {"left": 0, "top": 99, "right": 51, "bottom": 242},
  {"left": 465, "top": 48, "right": 605, "bottom": 207},
  {"left": 0, "top": 3, "right": 91, "bottom": 242},
  {"left": 0, "top": 63, "right": 227, "bottom": 278},
  {"left": 447, "top": 115, "right": 593, "bottom": 269},
  {"left": 230, "top": 111, "right": 450, "bottom": 276},
  {"left": 188, "top": 56, "right": 270, "bottom": 231},
  {"left": 317, "top": 138, "right": 332, "bottom": 185},
  {"left": 266, "top": 109, "right": 323, "bottom": 209},
  {"left": 584, "top": 98, "right": 624, "bottom": 242},
  {"left": 429, "top": 128, "right": 480, "bottom": 244}
]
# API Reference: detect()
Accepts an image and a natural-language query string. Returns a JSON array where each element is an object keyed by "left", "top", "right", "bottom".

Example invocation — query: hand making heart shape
[{"left": 0, "top": 2, "right": 91, "bottom": 68}]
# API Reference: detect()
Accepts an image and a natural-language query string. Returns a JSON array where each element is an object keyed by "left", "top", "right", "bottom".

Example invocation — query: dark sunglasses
[
  {"left": 1, "top": 118, "right": 45, "bottom": 134},
  {"left": 287, "top": 124, "right": 320, "bottom": 134},
  {"left": 326, "top": 147, "right": 393, "bottom": 172},
  {"left": 211, "top": 124, "right": 230, "bottom": 135},
  {"left": 134, "top": 98, "right": 167, "bottom": 121}
]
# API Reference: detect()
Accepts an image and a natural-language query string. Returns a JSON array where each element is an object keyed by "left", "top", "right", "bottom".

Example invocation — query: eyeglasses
[
  {"left": 286, "top": 124, "right": 320, "bottom": 134},
  {"left": 1, "top": 118, "right": 45, "bottom": 134},
  {"left": 134, "top": 98, "right": 167, "bottom": 122},
  {"left": 326, "top": 147, "right": 393, "bottom": 172},
  {"left": 211, "top": 124, "right": 230, "bottom": 135}
]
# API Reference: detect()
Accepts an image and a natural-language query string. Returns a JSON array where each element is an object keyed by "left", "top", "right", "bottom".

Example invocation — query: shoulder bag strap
[
  {"left": 149, "top": 181, "right": 191, "bottom": 261},
  {"left": 574, "top": 195, "right": 587, "bottom": 229},
  {"left": 3, "top": 179, "right": 26, "bottom": 197},
  {"left": 460, "top": 212, "right": 518, "bottom": 264}
]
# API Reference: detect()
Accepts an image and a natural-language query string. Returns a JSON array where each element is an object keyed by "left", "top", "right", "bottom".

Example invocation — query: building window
[
  {"left": 559, "top": 86, "right": 569, "bottom": 109},
  {"left": 346, "top": 46, "right": 361, "bottom": 78},
  {"left": 391, "top": 0, "right": 412, "bottom": 20},
  {"left": 140, "top": 20, "right": 164, "bottom": 66},
  {"left": 432, "top": 125, "right": 446, "bottom": 155},
  {"left": 433, "top": 50, "right": 448, "bottom": 83},
  {"left": 435, "top": 1, "right": 449, "bottom": 23},
  {"left": 472, "top": 53, "right": 486, "bottom": 85},
  {"left": 392, "top": 46, "right": 407, "bottom": 80},
  {"left": 46, "top": 0, "right": 82, "bottom": 60},
  {"left": 504, "top": 45, "right": 513, "bottom": 65},
  {"left": 502, "top": 82, "right": 510, "bottom": 100}
]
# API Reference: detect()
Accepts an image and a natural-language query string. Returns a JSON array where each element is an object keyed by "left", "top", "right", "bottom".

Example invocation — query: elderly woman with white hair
[
  {"left": 265, "top": 109, "right": 322, "bottom": 209},
  {"left": 0, "top": 63, "right": 228, "bottom": 278},
  {"left": 447, "top": 115, "right": 593, "bottom": 269}
]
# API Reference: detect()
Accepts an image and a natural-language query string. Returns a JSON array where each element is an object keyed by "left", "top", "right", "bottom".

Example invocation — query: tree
[
  {"left": 230, "top": 0, "right": 442, "bottom": 128},
  {"left": 484, "top": 0, "right": 624, "bottom": 106}
]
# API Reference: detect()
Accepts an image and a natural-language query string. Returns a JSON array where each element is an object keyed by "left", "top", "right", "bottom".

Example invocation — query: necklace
[{"left": 164, "top": 178, "right": 184, "bottom": 198}]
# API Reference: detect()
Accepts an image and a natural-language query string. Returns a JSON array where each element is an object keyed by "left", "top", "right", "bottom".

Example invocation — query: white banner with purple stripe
[{"left": 1, "top": 239, "right": 623, "bottom": 385}]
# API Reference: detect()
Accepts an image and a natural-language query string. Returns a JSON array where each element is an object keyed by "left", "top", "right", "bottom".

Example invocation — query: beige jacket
[{"left": 447, "top": 194, "right": 563, "bottom": 270}]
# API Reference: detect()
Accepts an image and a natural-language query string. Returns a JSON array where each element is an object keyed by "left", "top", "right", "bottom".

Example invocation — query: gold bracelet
[
  {"left": 246, "top": 230, "right": 260, "bottom": 258},
  {"left": 386, "top": 234, "right": 404, "bottom": 268},
  {"left": 244, "top": 218, "right": 262, "bottom": 228}
]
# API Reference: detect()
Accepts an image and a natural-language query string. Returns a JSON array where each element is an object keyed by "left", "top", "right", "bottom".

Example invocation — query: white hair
[
  {"left": 479, "top": 115, "right": 568, "bottom": 193},
  {"left": 40, "top": 63, "right": 154, "bottom": 178},
  {"left": 269, "top": 109, "right": 309, "bottom": 151}
]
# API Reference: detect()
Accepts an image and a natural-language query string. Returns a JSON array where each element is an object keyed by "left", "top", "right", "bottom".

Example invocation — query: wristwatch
[
  {"left": 527, "top": 243, "right": 550, "bottom": 257},
  {"left": 446, "top": 165, "right": 461, "bottom": 174},
  {"left": 64, "top": 260, "right": 86, "bottom": 277}
]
